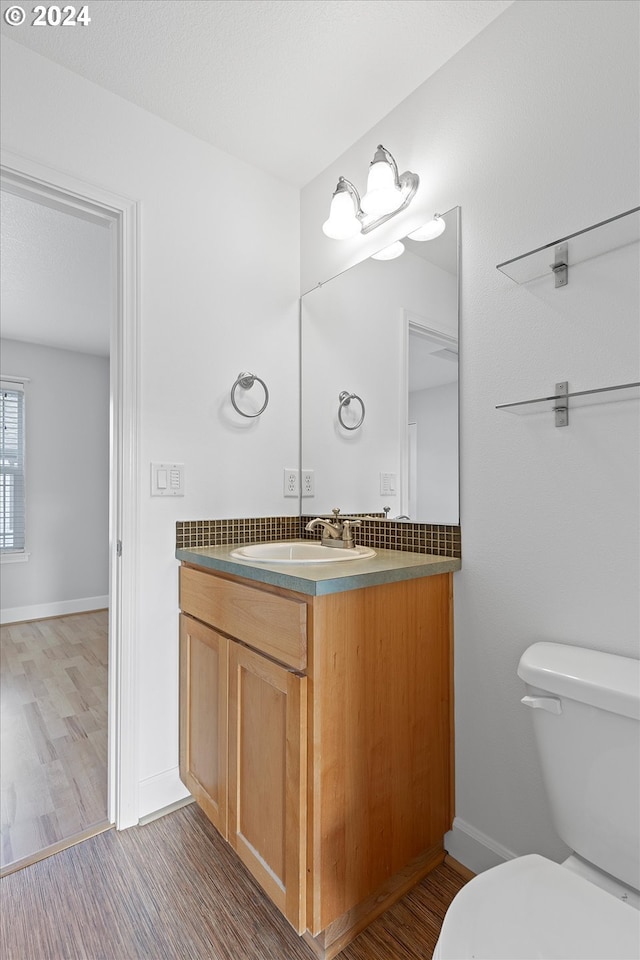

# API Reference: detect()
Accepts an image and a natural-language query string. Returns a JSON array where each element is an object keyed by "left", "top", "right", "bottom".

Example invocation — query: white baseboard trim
[
  {"left": 138, "top": 795, "right": 195, "bottom": 826},
  {"left": 0, "top": 595, "right": 109, "bottom": 625},
  {"left": 137, "top": 766, "right": 191, "bottom": 822},
  {"left": 444, "top": 817, "right": 518, "bottom": 875}
]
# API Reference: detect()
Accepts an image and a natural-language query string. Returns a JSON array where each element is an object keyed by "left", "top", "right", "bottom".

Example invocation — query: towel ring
[
  {"left": 231, "top": 372, "right": 269, "bottom": 418},
  {"left": 338, "top": 390, "right": 365, "bottom": 430}
]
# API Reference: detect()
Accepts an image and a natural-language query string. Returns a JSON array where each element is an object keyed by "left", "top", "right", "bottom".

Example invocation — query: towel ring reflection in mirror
[
  {"left": 338, "top": 390, "right": 365, "bottom": 430},
  {"left": 230, "top": 372, "right": 269, "bottom": 418}
]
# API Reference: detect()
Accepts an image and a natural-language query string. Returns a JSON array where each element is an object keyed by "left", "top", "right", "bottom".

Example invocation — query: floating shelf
[
  {"left": 496, "top": 207, "right": 640, "bottom": 286},
  {"left": 496, "top": 381, "right": 640, "bottom": 427}
]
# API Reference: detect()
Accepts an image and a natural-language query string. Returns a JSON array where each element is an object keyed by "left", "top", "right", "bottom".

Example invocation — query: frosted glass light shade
[
  {"left": 371, "top": 240, "right": 405, "bottom": 261},
  {"left": 408, "top": 216, "right": 446, "bottom": 241},
  {"left": 361, "top": 159, "right": 401, "bottom": 216},
  {"left": 322, "top": 148, "right": 419, "bottom": 240},
  {"left": 322, "top": 190, "right": 361, "bottom": 239}
]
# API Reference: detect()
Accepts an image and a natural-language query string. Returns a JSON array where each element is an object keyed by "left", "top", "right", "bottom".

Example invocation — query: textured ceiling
[
  {"left": 0, "top": 191, "right": 112, "bottom": 356},
  {"left": 0, "top": 0, "right": 514, "bottom": 187}
]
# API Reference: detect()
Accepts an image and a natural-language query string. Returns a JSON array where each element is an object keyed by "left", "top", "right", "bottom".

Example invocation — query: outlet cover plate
[
  {"left": 301, "top": 469, "right": 315, "bottom": 497},
  {"left": 284, "top": 468, "right": 299, "bottom": 497}
]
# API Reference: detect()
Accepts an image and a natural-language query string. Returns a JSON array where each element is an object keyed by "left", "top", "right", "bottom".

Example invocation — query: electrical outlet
[
  {"left": 283, "top": 468, "right": 299, "bottom": 497},
  {"left": 301, "top": 469, "right": 315, "bottom": 497}
]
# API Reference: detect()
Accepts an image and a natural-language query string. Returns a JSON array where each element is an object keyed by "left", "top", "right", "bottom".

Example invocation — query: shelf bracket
[
  {"left": 550, "top": 242, "right": 568, "bottom": 288},
  {"left": 554, "top": 381, "right": 569, "bottom": 427}
]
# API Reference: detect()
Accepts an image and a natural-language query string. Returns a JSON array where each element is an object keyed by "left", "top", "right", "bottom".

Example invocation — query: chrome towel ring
[
  {"left": 231, "top": 372, "right": 269, "bottom": 418},
  {"left": 338, "top": 390, "right": 365, "bottom": 430}
]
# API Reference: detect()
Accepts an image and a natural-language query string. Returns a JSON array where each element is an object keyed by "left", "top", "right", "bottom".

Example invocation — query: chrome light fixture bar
[{"left": 322, "top": 145, "right": 419, "bottom": 239}]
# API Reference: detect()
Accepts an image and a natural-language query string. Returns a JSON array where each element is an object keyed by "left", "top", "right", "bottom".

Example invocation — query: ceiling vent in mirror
[{"left": 322, "top": 145, "right": 419, "bottom": 239}]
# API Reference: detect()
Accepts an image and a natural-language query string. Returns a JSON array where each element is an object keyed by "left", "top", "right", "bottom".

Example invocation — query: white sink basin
[{"left": 230, "top": 541, "right": 376, "bottom": 564}]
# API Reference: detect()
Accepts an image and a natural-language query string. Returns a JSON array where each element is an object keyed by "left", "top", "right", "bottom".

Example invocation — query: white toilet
[{"left": 434, "top": 641, "right": 640, "bottom": 960}]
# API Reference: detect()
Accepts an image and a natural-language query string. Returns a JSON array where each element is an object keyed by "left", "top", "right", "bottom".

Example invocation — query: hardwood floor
[
  {"left": 0, "top": 802, "right": 468, "bottom": 960},
  {"left": 0, "top": 611, "right": 109, "bottom": 875}
]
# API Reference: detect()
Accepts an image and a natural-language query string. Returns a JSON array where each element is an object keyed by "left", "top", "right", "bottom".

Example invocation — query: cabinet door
[
  {"left": 179, "top": 614, "right": 228, "bottom": 837},
  {"left": 228, "top": 641, "right": 307, "bottom": 933}
]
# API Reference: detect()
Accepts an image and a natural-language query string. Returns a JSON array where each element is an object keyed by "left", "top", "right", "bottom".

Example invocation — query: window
[{"left": 1, "top": 379, "right": 26, "bottom": 559}]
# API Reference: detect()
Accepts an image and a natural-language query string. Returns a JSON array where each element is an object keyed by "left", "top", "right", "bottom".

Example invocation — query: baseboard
[
  {"left": 138, "top": 795, "right": 195, "bottom": 826},
  {"left": 137, "top": 766, "right": 191, "bottom": 821},
  {"left": 303, "top": 842, "right": 446, "bottom": 960},
  {"left": 0, "top": 595, "right": 109, "bottom": 625},
  {"left": 444, "top": 817, "right": 517, "bottom": 875}
]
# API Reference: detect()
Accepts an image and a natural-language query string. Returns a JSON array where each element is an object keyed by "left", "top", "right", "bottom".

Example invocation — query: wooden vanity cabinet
[{"left": 179, "top": 561, "right": 453, "bottom": 959}]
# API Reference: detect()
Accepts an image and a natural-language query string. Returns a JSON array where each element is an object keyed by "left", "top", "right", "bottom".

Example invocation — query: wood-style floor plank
[
  {"left": 0, "top": 611, "right": 109, "bottom": 874},
  {"left": 0, "top": 803, "right": 467, "bottom": 960}
]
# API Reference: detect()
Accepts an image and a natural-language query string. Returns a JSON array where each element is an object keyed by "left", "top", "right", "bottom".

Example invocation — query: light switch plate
[
  {"left": 380, "top": 472, "right": 397, "bottom": 496},
  {"left": 151, "top": 462, "right": 185, "bottom": 496}
]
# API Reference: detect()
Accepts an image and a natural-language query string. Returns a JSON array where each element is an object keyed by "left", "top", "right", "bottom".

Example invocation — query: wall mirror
[{"left": 300, "top": 206, "right": 459, "bottom": 523}]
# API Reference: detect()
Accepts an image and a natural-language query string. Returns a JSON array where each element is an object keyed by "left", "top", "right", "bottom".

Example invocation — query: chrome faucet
[{"left": 305, "top": 508, "right": 362, "bottom": 548}]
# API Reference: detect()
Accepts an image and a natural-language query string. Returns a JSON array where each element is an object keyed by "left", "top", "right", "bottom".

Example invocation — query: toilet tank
[{"left": 518, "top": 642, "right": 640, "bottom": 892}]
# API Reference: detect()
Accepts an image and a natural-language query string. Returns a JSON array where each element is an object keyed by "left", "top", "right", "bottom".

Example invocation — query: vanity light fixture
[
  {"left": 371, "top": 240, "right": 405, "bottom": 261},
  {"left": 322, "top": 144, "right": 419, "bottom": 239},
  {"left": 408, "top": 213, "right": 446, "bottom": 241}
]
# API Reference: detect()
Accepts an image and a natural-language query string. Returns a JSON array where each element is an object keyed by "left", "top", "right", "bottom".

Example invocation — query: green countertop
[{"left": 176, "top": 542, "right": 461, "bottom": 596}]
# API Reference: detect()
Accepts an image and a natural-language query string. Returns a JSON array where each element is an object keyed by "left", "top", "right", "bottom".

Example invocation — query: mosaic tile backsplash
[{"left": 176, "top": 515, "right": 461, "bottom": 559}]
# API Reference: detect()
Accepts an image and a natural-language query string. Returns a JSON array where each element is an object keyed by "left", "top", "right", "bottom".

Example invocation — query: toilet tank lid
[{"left": 517, "top": 642, "right": 640, "bottom": 720}]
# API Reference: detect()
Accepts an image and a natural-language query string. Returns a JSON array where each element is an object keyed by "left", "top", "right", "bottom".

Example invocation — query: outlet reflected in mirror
[{"left": 301, "top": 206, "right": 459, "bottom": 524}]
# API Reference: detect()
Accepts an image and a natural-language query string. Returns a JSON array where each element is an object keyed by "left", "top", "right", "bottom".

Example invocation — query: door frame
[{"left": 1, "top": 149, "right": 140, "bottom": 829}]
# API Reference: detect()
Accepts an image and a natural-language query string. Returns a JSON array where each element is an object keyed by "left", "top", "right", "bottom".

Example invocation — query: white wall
[
  {"left": 301, "top": 0, "right": 639, "bottom": 871},
  {"left": 1, "top": 36, "right": 300, "bottom": 816},
  {"left": 0, "top": 339, "right": 109, "bottom": 622}
]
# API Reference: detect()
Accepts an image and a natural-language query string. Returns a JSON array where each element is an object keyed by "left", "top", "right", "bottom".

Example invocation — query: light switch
[
  {"left": 151, "top": 462, "right": 185, "bottom": 496},
  {"left": 380, "top": 472, "right": 397, "bottom": 496}
]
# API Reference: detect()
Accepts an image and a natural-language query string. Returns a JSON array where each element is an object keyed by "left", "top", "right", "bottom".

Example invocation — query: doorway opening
[
  {"left": 401, "top": 309, "right": 459, "bottom": 523},
  {"left": 0, "top": 155, "right": 139, "bottom": 874}
]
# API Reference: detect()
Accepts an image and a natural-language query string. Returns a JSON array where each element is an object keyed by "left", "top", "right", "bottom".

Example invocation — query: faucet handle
[{"left": 342, "top": 518, "right": 361, "bottom": 547}]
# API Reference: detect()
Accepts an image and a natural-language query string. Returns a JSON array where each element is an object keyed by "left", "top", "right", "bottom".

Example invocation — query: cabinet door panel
[
  {"left": 228, "top": 642, "right": 307, "bottom": 933},
  {"left": 179, "top": 614, "right": 228, "bottom": 836}
]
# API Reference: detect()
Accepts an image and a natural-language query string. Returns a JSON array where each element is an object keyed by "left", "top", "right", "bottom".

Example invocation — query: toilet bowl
[
  {"left": 433, "top": 854, "right": 640, "bottom": 960},
  {"left": 434, "top": 642, "right": 640, "bottom": 960}
]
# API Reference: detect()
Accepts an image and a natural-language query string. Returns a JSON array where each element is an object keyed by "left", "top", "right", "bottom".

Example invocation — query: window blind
[{"left": 0, "top": 379, "right": 26, "bottom": 554}]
